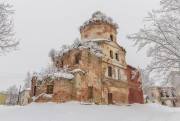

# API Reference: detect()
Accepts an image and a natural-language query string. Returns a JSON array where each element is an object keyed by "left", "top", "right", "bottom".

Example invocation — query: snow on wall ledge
[
  {"left": 79, "top": 11, "right": 119, "bottom": 30},
  {"left": 34, "top": 70, "right": 74, "bottom": 80},
  {"left": 32, "top": 65, "right": 85, "bottom": 81}
]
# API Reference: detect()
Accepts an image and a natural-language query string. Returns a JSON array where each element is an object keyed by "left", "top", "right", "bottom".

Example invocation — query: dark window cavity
[
  {"left": 108, "top": 66, "right": 112, "bottom": 77},
  {"left": 110, "top": 50, "right": 113, "bottom": 59},
  {"left": 110, "top": 34, "right": 113, "bottom": 41},
  {"left": 75, "top": 53, "right": 81, "bottom": 64},
  {"left": 46, "top": 85, "right": 53, "bottom": 94},
  {"left": 115, "top": 53, "right": 119, "bottom": 61}
]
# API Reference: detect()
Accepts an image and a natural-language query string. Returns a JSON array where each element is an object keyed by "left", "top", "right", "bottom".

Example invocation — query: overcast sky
[{"left": 0, "top": 0, "right": 161, "bottom": 91}]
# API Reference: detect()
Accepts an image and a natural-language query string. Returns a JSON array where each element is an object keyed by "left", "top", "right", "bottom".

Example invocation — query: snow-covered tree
[
  {"left": 127, "top": 0, "right": 180, "bottom": 80},
  {"left": 6, "top": 85, "right": 19, "bottom": 105},
  {"left": 160, "top": 0, "right": 180, "bottom": 13},
  {"left": 23, "top": 71, "right": 31, "bottom": 89},
  {"left": 131, "top": 68, "right": 155, "bottom": 97},
  {"left": 0, "top": 3, "right": 19, "bottom": 55}
]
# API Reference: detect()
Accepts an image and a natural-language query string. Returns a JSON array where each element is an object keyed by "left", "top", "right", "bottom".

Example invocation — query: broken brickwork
[{"left": 31, "top": 11, "right": 143, "bottom": 104}]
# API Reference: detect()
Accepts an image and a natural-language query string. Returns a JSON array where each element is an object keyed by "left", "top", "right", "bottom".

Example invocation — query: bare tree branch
[
  {"left": 127, "top": 0, "right": 180, "bottom": 84},
  {"left": 0, "top": 3, "right": 19, "bottom": 55}
]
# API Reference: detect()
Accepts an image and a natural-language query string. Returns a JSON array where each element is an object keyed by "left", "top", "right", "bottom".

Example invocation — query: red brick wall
[
  {"left": 127, "top": 65, "right": 144, "bottom": 104},
  {"left": 30, "top": 49, "right": 144, "bottom": 104},
  {"left": 53, "top": 79, "right": 73, "bottom": 102},
  {"left": 128, "top": 88, "right": 143, "bottom": 104}
]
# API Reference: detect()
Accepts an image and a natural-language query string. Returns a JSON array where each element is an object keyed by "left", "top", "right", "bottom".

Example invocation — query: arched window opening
[
  {"left": 56, "top": 61, "right": 59, "bottom": 67},
  {"left": 115, "top": 53, "right": 119, "bottom": 61},
  {"left": 165, "top": 92, "right": 169, "bottom": 97},
  {"left": 110, "top": 50, "right": 113, "bottom": 59},
  {"left": 75, "top": 53, "right": 81, "bottom": 64},
  {"left": 108, "top": 66, "right": 112, "bottom": 77},
  {"left": 61, "top": 61, "right": 63, "bottom": 67},
  {"left": 33, "top": 86, "right": 37, "bottom": 96},
  {"left": 110, "top": 34, "right": 113, "bottom": 41}
]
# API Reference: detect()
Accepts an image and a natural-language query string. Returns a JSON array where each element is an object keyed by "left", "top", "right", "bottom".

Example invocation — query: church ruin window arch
[
  {"left": 110, "top": 50, "right": 113, "bottom": 59},
  {"left": 61, "top": 60, "right": 63, "bottom": 67},
  {"left": 75, "top": 53, "right": 81, "bottom": 64},
  {"left": 110, "top": 34, "right": 113, "bottom": 41},
  {"left": 115, "top": 53, "right": 119, "bottom": 61},
  {"left": 33, "top": 86, "right": 37, "bottom": 96},
  {"left": 108, "top": 66, "right": 112, "bottom": 77}
]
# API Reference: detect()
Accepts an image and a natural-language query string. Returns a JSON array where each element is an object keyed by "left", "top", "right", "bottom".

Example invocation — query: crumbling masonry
[{"left": 31, "top": 11, "right": 143, "bottom": 104}]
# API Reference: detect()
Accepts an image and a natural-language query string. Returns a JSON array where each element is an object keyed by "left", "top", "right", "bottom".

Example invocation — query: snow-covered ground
[{"left": 0, "top": 102, "right": 180, "bottom": 121}]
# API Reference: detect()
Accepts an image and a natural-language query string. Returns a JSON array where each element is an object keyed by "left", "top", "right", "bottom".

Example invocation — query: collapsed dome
[
  {"left": 79, "top": 11, "right": 119, "bottom": 42},
  {"left": 79, "top": 11, "right": 119, "bottom": 30}
]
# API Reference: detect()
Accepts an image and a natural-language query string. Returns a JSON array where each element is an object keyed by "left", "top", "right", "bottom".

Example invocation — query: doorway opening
[{"left": 108, "top": 93, "right": 113, "bottom": 104}]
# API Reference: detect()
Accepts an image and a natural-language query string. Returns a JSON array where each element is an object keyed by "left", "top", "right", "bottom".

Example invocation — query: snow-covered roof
[
  {"left": 46, "top": 72, "right": 74, "bottom": 80},
  {"left": 49, "top": 38, "right": 103, "bottom": 60},
  {"left": 33, "top": 65, "right": 74, "bottom": 80},
  {"left": 34, "top": 71, "right": 74, "bottom": 80},
  {"left": 79, "top": 11, "right": 119, "bottom": 30}
]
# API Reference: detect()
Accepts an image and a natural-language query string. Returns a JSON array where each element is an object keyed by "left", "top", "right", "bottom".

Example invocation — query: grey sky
[{"left": 0, "top": 0, "right": 161, "bottom": 91}]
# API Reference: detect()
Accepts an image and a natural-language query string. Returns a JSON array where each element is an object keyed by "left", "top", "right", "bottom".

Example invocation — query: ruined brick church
[{"left": 31, "top": 11, "right": 143, "bottom": 104}]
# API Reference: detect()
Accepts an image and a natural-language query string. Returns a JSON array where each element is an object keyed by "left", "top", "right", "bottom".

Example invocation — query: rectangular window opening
[
  {"left": 110, "top": 51, "right": 113, "bottom": 59},
  {"left": 88, "top": 86, "right": 93, "bottom": 100},
  {"left": 46, "top": 85, "right": 53, "bottom": 94},
  {"left": 108, "top": 66, "right": 112, "bottom": 77},
  {"left": 33, "top": 86, "right": 37, "bottom": 96},
  {"left": 115, "top": 53, "right": 119, "bottom": 61}
]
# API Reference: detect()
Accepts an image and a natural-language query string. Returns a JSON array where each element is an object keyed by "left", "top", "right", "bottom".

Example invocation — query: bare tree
[
  {"left": 23, "top": 71, "right": 31, "bottom": 89},
  {"left": 6, "top": 85, "right": 18, "bottom": 105},
  {"left": 0, "top": 3, "right": 19, "bottom": 55},
  {"left": 127, "top": 0, "right": 180, "bottom": 79}
]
